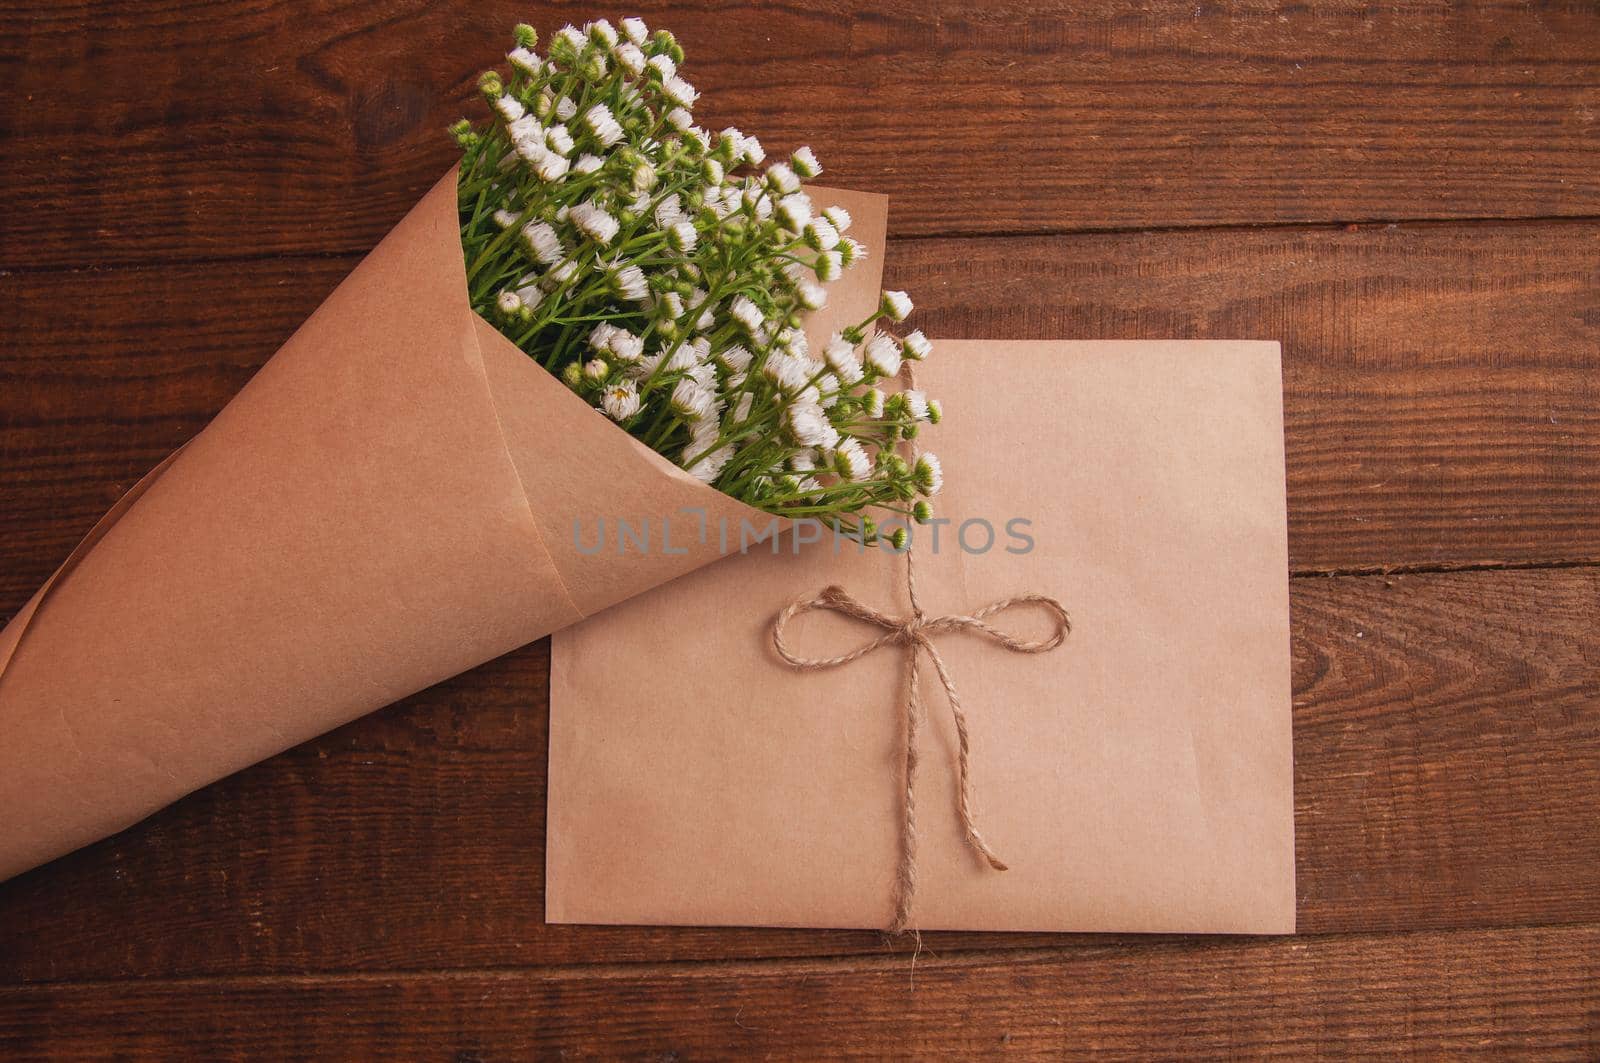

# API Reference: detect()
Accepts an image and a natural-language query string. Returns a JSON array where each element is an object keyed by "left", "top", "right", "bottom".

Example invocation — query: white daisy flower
[
  {"left": 647, "top": 53, "right": 676, "bottom": 80},
  {"left": 786, "top": 402, "right": 839, "bottom": 448},
  {"left": 544, "top": 124, "right": 574, "bottom": 156},
  {"left": 815, "top": 250, "right": 843, "bottom": 283},
  {"left": 823, "top": 334, "right": 864, "bottom": 384},
  {"left": 584, "top": 357, "right": 609, "bottom": 382},
  {"left": 864, "top": 333, "right": 903, "bottom": 377},
  {"left": 881, "top": 289, "right": 914, "bottom": 321},
  {"left": 765, "top": 162, "right": 800, "bottom": 195},
  {"left": 730, "top": 295, "right": 765, "bottom": 336},
  {"left": 914, "top": 453, "right": 943, "bottom": 496},
  {"left": 804, "top": 217, "right": 840, "bottom": 251},
  {"left": 494, "top": 95, "right": 525, "bottom": 123},
  {"left": 662, "top": 75, "right": 698, "bottom": 108},
  {"left": 582, "top": 103, "right": 624, "bottom": 147},
  {"left": 685, "top": 449, "right": 730, "bottom": 483},
  {"left": 671, "top": 379, "right": 717, "bottom": 422},
  {"left": 496, "top": 290, "right": 521, "bottom": 314},
  {"left": 718, "top": 344, "right": 753, "bottom": 374},
  {"left": 675, "top": 342, "right": 707, "bottom": 378},
  {"left": 654, "top": 193, "right": 684, "bottom": 228},
  {"left": 615, "top": 42, "right": 645, "bottom": 75},
  {"left": 602, "top": 381, "right": 641, "bottom": 421},
  {"left": 587, "top": 19, "right": 618, "bottom": 46},
  {"left": 902, "top": 329, "right": 933, "bottom": 360},
  {"left": 572, "top": 153, "right": 604, "bottom": 174},
  {"left": 570, "top": 202, "right": 620, "bottom": 244},
  {"left": 609, "top": 328, "right": 645, "bottom": 362},
  {"left": 614, "top": 264, "right": 649, "bottom": 301},
  {"left": 839, "top": 237, "right": 867, "bottom": 266},
  {"left": 762, "top": 351, "right": 812, "bottom": 394},
  {"left": 740, "top": 134, "right": 765, "bottom": 166},
  {"left": 493, "top": 208, "right": 519, "bottom": 229},
  {"left": 555, "top": 96, "right": 577, "bottom": 121},
  {"left": 508, "top": 113, "right": 541, "bottom": 144},
  {"left": 508, "top": 48, "right": 540, "bottom": 75},
  {"left": 834, "top": 438, "right": 870, "bottom": 480},
  {"left": 822, "top": 205, "right": 852, "bottom": 233},
  {"left": 555, "top": 25, "right": 587, "bottom": 53},
  {"left": 538, "top": 148, "right": 571, "bottom": 181},
  {"left": 776, "top": 193, "right": 812, "bottom": 233},
  {"left": 621, "top": 16, "right": 649, "bottom": 44},
  {"left": 521, "top": 221, "right": 565, "bottom": 265},
  {"left": 546, "top": 259, "right": 579, "bottom": 286},
  {"left": 687, "top": 359, "right": 718, "bottom": 390},
  {"left": 862, "top": 388, "right": 886, "bottom": 418},
  {"left": 664, "top": 220, "right": 697, "bottom": 254},
  {"left": 791, "top": 146, "right": 822, "bottom": 179},
  {"left": 902, "top": 389, "right": 932, "bottom": 421},
  {"left": 796, "top": 280, "right": 827, "bottom": 311}
]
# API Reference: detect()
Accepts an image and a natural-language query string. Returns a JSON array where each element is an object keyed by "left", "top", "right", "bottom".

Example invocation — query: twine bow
[{"left": 771, "top": 548, "right": 1070, "bottom": 932}]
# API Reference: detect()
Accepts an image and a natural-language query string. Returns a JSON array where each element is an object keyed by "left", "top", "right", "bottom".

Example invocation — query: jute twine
[{"left": 769, "top": 367, "right": 1071, "bottom": 933}]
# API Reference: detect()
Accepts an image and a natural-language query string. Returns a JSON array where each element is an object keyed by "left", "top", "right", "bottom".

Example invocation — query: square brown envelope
[{"left": 549, "top": 339, "right": 1294, "bottom": 933}]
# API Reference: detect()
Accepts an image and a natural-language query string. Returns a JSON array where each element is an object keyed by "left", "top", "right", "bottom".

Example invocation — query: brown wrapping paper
[
  {"left": 0, "top": 170, "right": 888, "bottom": 883},
  {"left": 548, "top": 340, "right": 1295, "bottom": 933}
]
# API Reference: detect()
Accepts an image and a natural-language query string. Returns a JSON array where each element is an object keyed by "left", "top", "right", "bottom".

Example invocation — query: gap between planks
[
  {"left": 4, "top": 213, "right": 1599, "bottom": 278},
  {"left": 4, "top": 919, "right": 1598, "bottom": 991}
]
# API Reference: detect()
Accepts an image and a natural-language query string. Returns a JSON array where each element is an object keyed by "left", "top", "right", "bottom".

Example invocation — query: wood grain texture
[
  {"left": 2, "top": 0, "right": 1598, "bottom": 267},
  {"left": 4, "top": 221, "right": 1597, "bottom": 592},
  {"left": 2, "top": 923, "right": 1597, "bottom": 1060},
  {"left": 3, "top": 0, "right": 1598, "bottom": 1053},
  {"left": 0, "top": 567, "right": 1593, "bottom": 981}
]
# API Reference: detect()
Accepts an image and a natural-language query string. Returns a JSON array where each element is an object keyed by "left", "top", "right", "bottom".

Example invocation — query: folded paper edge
[{"left": 0, "top": 447, "right": 188, "bottom": 685}]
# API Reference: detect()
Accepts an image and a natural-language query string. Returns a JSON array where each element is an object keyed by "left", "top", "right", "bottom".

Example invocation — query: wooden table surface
[{"left": 2, "top": 2, "right": 1598, "bottom": 1058}]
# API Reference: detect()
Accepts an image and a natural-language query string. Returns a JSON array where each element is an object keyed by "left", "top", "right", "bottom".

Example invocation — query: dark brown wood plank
[
  {"left": 895, "top": 221, "right": 1600, "bottom": 573},
  {"left": 0, "top": 566, "right": 1593, "bottom": 980},
  {"left": 2, "top": 0, "right": 1597, "bottom": 268},
  {"left": 2, "top": 923, "right": 1596, "bottom": 1059},
  {"left": 4, "top": 221, "right": 1597, "bottom": 585}
]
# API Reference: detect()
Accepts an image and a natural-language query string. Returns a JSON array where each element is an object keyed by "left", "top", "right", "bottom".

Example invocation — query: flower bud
[{"left": 880, "top": 289, "right": 913, "bottom": 322}]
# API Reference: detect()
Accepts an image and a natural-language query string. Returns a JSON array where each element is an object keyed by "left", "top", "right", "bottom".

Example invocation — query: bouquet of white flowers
[
  {"left": 0, "top": 15, "right": 927, "bottom": 881},
  {"left": 452, "top": 18, "right": 942, "bottom": 545}
]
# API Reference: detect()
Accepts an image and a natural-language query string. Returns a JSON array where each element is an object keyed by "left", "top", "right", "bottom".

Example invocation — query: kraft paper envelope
[
  {"left": 0, "top": 172, "right": 887, "bottom": 883},
  {"left": 549, "top": 340, "right": 1294, "bottom": 933}
]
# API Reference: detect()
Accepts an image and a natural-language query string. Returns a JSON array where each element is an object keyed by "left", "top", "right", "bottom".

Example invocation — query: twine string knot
[{"left": 770, "top": 552, "right": 1070, "bottom": 932}]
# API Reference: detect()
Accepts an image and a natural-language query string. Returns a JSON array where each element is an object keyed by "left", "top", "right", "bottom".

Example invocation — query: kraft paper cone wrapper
[
  {"left": 0, "top": 170, "right": 889, "bottom": 882},
  {"left": 549, "top": 340, "right": 1296, "bottom": 933}
]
